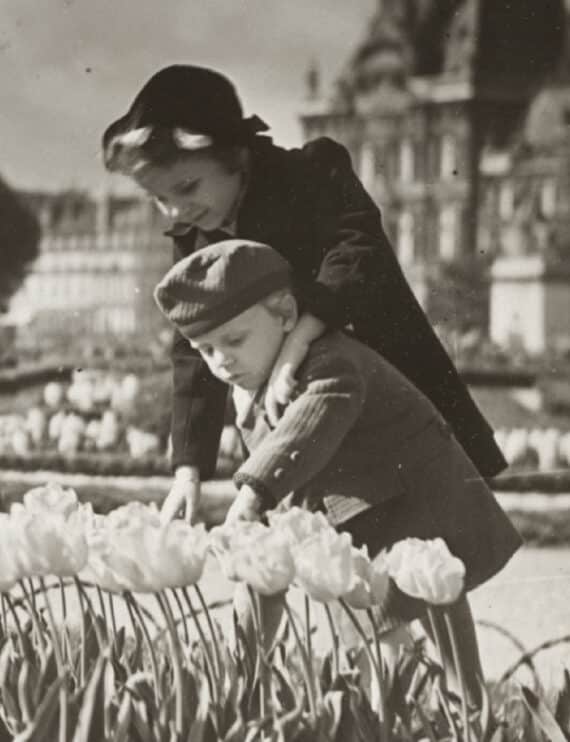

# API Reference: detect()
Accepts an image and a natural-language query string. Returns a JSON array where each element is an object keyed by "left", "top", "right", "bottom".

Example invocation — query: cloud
[{"left": 0, "top": 0, "right": 374, "bottom": 190}]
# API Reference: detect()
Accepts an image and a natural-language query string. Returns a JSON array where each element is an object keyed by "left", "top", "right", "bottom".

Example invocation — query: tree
[{"left": 0, "top": 176, "right": 40, "bottom": 312}]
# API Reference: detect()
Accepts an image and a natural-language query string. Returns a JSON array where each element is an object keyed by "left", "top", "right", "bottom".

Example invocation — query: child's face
[
  {"left": 188, "top": 304, "right": 291, "bottom": 391},
  {"left": 133, "top": 152, "right": 242, "bottom": 231}
]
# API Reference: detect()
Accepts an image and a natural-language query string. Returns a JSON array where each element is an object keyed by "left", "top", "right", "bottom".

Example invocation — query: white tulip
[{"left": 43, "top": 382, "right": 64, "bottom": 409}]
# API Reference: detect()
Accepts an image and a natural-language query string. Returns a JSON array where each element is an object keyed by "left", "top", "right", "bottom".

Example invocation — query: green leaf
[
  {"left": 11, "top": 675, "right": 64, "bottom": 742},
  {"left": 320, "top": 690, "right": 345, "bottom": 741},
  {"left": 185, "top": 675, "right": 210, "bottom": 742},
  {"left": 71, "top": 654, "right": 107, "bottom": 742},
  {"left": 16, "top": 660, "right": 35, "bottom": 725},
  {"left": 113, "top": 626, "right": 126, "bottom": 660},
  {"left": 111, "top": 692, "right": 132, "bottom": 742},
  {"left": 103, "top": 657, "right": 116, "bottom": 738},
  {"left": 33, "top": 649, "right": 57, "bottom": 709},
  {"left": 130, "top": 699, "right": 153, "bottom": 742},
  {"left": 521, "top": 685, "right": 568, "bottom": 742},
  {"left": 555, "top": 669, "right": 570, "bottom": 738}
]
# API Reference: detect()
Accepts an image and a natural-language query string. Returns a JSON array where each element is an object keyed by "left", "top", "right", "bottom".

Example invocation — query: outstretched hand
[
  {"left": 161, "top": 468, "right": 201, "bottom": 525},
  {"left": 225, "top": 485, "right": 263, "bottom": 524}
]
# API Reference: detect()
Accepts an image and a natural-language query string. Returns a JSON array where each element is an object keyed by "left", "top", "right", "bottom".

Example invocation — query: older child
[
  {"left": 103, "top": 64, "right": 506, "bottom": 528},
  {"left": 153, "top": 238, "right": 521, "bottom": 704}
]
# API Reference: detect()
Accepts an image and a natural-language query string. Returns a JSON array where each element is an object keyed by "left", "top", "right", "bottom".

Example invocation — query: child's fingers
[{"left": 265, "top": 387, "right": 282, "bottom": 426}]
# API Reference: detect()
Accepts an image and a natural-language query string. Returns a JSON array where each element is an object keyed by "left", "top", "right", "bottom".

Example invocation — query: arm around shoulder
[{"left": 235, "top": 348, "right": 365, "bottom": 504}]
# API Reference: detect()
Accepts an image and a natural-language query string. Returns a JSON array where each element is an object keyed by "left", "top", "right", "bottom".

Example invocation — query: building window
[
  {"left": 440, "top": 134, "right": 456, "bottom": 179},
  {"left": 399, "top": 139, "right": 414, "bottom": 183},
  {"left": 398, "top": 211, "right": 415, "bottom": 264},
  {"left": 540, "top": 179, "right": 556, "bottom": 218},
  {"left": 439, "top": 205, "right": 457, "bottom": 261},
  {"left": 499, "top": 182, "right": 514, "bottom": 220}
]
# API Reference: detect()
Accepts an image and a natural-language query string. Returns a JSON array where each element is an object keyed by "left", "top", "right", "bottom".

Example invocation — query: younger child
[{"left": 154, "top": 239, "right": 521, "bottom": 703}]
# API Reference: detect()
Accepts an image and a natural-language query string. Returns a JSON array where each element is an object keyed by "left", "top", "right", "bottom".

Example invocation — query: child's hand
[
  {"left": 265, "top": 346, "right": 300, "bottom": 425},
  {"left": 265, "top": 313, "right": 326, "bottom": 426},
  {"left": 161, "top": 466, "right": 201, "bottom": 524},
  {"left": 225, "top": 485, "right": 263, "bottom": 524}
]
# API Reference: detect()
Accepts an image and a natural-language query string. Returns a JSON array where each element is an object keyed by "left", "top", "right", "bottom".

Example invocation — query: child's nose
[{"left": 214, "top": 350, "right": 234, "bottom": 368}]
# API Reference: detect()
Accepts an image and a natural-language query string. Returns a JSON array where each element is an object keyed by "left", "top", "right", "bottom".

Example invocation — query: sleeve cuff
[{"left": 233, "top": 471, "right": 278, "bottom": 508}]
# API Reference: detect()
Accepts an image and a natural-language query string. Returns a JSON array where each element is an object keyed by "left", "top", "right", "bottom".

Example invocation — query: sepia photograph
[{"left": 1, "top": 1, "right": 570, "bottom": 739}]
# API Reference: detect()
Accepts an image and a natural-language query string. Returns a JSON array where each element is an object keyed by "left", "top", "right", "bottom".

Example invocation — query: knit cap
[{"left": 154, "top": 239, "right": 292, "bottom": 337}]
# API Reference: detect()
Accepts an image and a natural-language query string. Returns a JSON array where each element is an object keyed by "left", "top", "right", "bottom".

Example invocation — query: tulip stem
[
  {"left": 156, "top": 592, "right": 184, "bottom": 738},
  {"left": 96, "top": 585, "right": 108, "bottom": 625},
  {"left": 443, "top": 610, "right": 473, "bottom": 742},
  {"left": 58, "top": 578, "right": 71, "bottom": 666},
  {"left": 40, "top": 577, "right": 67, "bottom": 742},
  {"left": 339, "top": 598, "right": 388, "bottom": 727},
  {"left": 125, "top": 591, "right": 161, "bottom": 701},
  {"left": 107, "top": 592, "right": 118, "bottom": 640},
  {"left": 18, "top": 579, "right": 46, "bottom": 656},
  {"left": 0, "top": 594, "right": 7, "bottom": 636},
  {"left": 169, "top": 588, "right": 189, "bottom": 645},
  {"left": 74, "top": 579, "right": 106, "bottom": 652},
  {"left": 73, "top": 578, "right": 87, "bottom": 685},
  {"left": 323, "top": 604, "right": 340, "bottom": 679},
  {"left": 3, "top": 594, "right": 26, "bottom": 652},
  {"left": 283, "top": 599, "right": 317, "bottom": 718},
  {"left": 367, "top": 608, "right": 390, "bottom": 736},
  {"left": 246, "top": 587, "right": 270, "bottom": 722},
  {"left": 193, "top": 584, "right": 223, "bottom": 685},
  {"left": 181, "top": 587, "right": 216, "bottom": 702},
  {"left": 427, "top": 607, "right": 459, "bottom": 739}
]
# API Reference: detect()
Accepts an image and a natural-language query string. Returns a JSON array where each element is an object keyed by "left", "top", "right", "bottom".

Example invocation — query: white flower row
[{"left": 0, "top": 483, "right": 466, "bottom": 610}]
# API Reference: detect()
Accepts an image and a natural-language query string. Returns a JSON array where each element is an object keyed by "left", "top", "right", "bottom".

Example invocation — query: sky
[{"left": 0, "top": 0, "right": 376, "bottom": 193}]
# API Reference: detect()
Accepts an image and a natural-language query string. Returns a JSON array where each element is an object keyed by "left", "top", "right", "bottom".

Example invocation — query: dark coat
[
  {"left": 170, "top": 136, "right": 507, "bottom": 478},
  {"left": 232, "top": 331, "right": 521, "bottom": 595}
]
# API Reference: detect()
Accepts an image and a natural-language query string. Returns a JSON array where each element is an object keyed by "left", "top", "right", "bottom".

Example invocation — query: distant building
[
  {"left": 10, "top": 189, "right": 171, "bottom": 346},
  {"left": 300, "top": 0, "right": 570, "bottom": 351}
]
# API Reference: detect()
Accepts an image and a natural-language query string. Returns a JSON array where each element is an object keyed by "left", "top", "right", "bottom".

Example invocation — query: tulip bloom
[
  {"left": 294, "top": 529, "right": 353, "bottom": 603},
  {"left": 266, "top": 507, "right": 332, "bottom": 547},
  {"left": 84, "top": 504, "right": 208, "bottom": 593},
  {"left": 386, "top": 537, "right": 466, "bottom": 605},
  {"left": 142, "top": 521, "right": 209, "bottom": 590},
  {"left": 0, "top": 514, "right": 21, "bottom": 591},
  {"left": 10, "top": 510, "right": 88, "bottom": 578},
  {"left": 210, "top": 521, "right": 270, "bottom": 582},
  {"left": 230, "top": 529, "right": 295, "bottom": 596},
  {"left": 20, "top": 482, "right": 80, "bottom": 518},
  {"left": 342, "top": 546, "right": 390, "bottom": 610}
]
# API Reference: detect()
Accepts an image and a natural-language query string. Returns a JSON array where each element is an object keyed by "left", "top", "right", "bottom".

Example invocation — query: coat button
[
  {"left": 273, "top": 468, "right": 284, "bottom": 479},
  {"left": 290, "top": 451, "right": 300, "bottom": 462}
]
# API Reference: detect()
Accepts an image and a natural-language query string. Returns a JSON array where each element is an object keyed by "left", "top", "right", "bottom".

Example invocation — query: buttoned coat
[
  {"left": 233, "top": 331, "right": 521, "bottom": 592},
  {"left": 169, "top": 136, "right": 506, "bottom": 479}
]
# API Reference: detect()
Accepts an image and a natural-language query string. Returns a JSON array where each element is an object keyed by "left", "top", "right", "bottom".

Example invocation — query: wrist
[{"left": 175, "top": 466, "right": 200, "bottom": 483}]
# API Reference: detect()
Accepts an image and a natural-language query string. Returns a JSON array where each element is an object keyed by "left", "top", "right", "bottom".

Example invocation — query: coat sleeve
[
  {"left": 233, "top": 352, "right": 365, "bottom": 504},
  {"left": 169, "top": 240, "right": 228, "bottom": 477}
]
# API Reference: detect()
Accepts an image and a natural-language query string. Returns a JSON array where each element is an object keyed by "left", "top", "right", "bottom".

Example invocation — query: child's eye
[
  {"left": 226, "top": 337, "right": 244, "bottom": 347},
  {"left": 177, "top": 180, "right": 198, "bottom": 195}
]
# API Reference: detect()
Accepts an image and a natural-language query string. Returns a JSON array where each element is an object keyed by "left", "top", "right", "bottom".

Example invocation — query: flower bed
[{"left": 0, "top": 483, "right": 568, "bottom": 741}]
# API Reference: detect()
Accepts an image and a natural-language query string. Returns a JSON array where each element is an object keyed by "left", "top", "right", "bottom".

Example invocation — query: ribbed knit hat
[{"left": 154, "top": 240, "right": 292, "bottom": 337}]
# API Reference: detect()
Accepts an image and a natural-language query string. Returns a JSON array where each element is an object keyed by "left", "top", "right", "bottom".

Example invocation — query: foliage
[
  {"left": 0, "top": 487, "right": 568, "bottom": 741},
  {"left": 0, "top": 176, "right": 40, "bottom": 311}
]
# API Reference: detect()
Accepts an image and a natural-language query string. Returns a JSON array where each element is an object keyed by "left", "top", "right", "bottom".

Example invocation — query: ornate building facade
[
  {"left": 300, "top": 0, "right": 570, "bottom": 351},
  {"left": 9, "top": 189, "right": 172, "bottom": 345}
]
